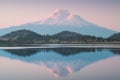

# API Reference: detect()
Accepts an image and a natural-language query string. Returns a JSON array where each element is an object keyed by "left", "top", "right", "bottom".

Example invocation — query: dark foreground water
[{"left": 0, "top": 47, "right": 120, "bottom": 80}]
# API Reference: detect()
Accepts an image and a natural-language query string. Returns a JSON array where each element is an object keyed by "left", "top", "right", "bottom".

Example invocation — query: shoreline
[{"left": 0, "top": 44, "right": 120, "bottom": 49}]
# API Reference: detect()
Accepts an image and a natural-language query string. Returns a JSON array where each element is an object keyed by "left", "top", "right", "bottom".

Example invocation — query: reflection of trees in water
[
  {"left": 109, "top": 49, "right": 120, "bottom": 55},
  {"left": 4, "top": 48, "right": 101, "bottom": 57},
  {"left": 4, "top": 48, "right": 120, "bottom": 57},
  {"left": 49, "top": 48, "right": 98, "bottom": 56},
  {"left": 5, "top": 49, "right": 41, "bottom": 57}
]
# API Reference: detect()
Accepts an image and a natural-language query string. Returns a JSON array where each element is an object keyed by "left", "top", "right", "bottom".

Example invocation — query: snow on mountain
[
  {"left": 0, "top": 9, "right": 116, "bottom": 37},
  {"left": 39, "top": 9, "right": 87, "bottom": 26}
]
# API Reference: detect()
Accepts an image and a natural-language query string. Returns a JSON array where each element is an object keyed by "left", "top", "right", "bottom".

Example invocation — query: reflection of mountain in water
[
  {"left": 0, "top": 48, "right": 119, "bottom": 77},
  {"left": 39, "top": 60, "right": 88, "bottom": 77}
]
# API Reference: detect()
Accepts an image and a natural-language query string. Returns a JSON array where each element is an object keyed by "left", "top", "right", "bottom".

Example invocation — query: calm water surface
[{"left": 0, "top": 47, "right": 120, "bottom": 80}]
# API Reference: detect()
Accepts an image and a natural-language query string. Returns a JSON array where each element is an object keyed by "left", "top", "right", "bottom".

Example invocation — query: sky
[{"left": 0, "top": 0, "right": 120, "bottom": 32}]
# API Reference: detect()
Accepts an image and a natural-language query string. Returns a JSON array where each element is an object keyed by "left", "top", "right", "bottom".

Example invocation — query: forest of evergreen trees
[{"left": 0, "top": 30, "right": 120, "bottom": 44}]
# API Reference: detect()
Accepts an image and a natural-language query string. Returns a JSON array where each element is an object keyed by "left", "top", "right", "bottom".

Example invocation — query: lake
[{"left": 0, "top": 45, "right": 120, "bottom": 80}]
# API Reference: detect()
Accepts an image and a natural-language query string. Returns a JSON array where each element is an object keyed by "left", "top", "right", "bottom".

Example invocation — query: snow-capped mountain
[{"left": 0, "top": 9, "right": 116, "bottom": 37}]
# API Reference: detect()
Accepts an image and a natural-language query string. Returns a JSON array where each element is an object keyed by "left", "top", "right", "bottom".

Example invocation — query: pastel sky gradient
[{"left": 0, "top": 0, "right": 120, "bottom": 31}]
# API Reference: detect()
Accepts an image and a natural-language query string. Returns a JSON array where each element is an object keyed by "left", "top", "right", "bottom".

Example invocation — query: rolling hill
[
  {"left": 0, "top": 29, "right": 106, "bottom": 44},
  {"left": 0, "top": 30, "right": 43, "bottom": 43},
  {"left": 108, "top": 33, "right": 120, "bottom": 41}
]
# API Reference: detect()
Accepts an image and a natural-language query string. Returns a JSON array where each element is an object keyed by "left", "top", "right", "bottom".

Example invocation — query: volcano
[{"left": 0, "top": 9, "right": 116, "bottom": 37}]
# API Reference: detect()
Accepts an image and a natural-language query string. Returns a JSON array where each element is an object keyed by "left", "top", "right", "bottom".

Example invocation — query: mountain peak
[
  {"left": 40, "top": 9, "right": 86, "bottom": 26},
  {"left": 53, "top": 9, "right": 70, "bottom": 18}
]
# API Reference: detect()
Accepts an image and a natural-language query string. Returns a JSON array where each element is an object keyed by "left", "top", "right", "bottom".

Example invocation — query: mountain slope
[{"left": 0, "top": 9, "right": 116, "bottom": 37}]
